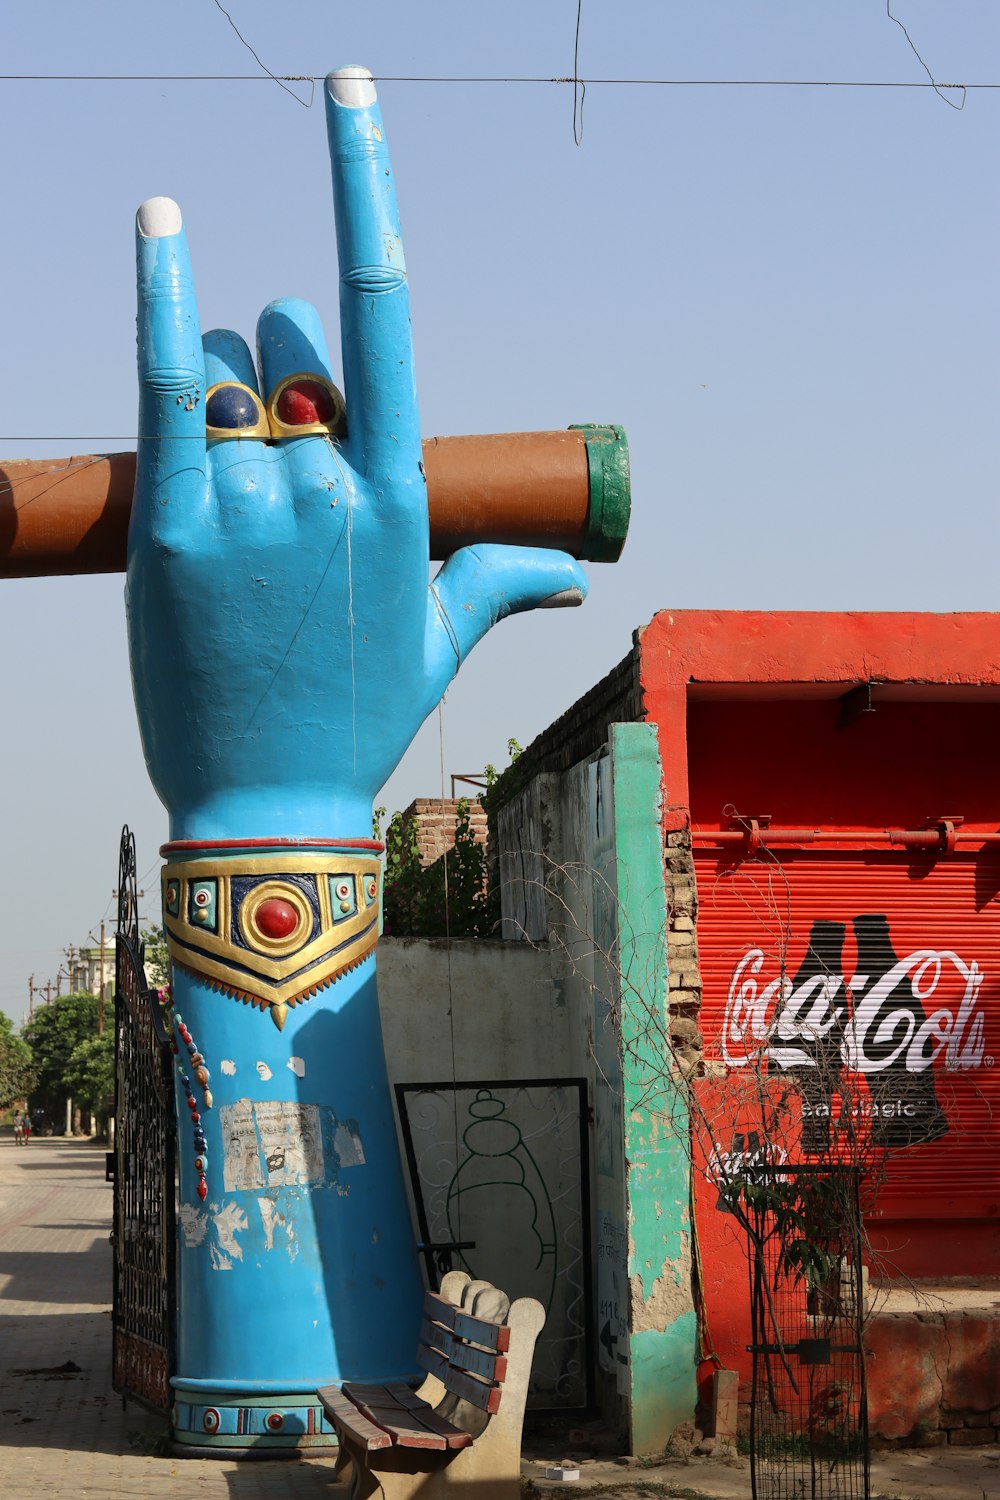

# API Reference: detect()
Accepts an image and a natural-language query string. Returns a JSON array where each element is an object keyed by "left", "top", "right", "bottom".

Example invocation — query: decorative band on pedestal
[{"left": 161, "top": 843, "right": 382, "bottom": 1029}]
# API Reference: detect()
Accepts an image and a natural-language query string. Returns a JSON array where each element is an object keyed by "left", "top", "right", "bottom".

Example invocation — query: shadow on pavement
[
  {"left": 223, "top": 1458, "right": 345, "bottom": 1496},
  {"left": 0, "top": 1310, "right": 145, "bottom": 1457},
  {"left": 0, "top": 1241, "right": 110, "bottom": 1304},
  {"left": 4, "top": 1154, "right": 111, "bottom": 1173}
]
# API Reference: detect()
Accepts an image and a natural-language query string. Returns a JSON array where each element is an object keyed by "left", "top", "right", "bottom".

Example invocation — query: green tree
[
  {"left": 0, "top": 1012, "right": 35, "bottom": 1110},
  {"left": 64, "top": 1033, "right": 115, "bottom": 1119},
  {"left": 22, "top": 992, "right": 101, "bottom": 1121},
  {"left": 141, "top": 925, "right": 169, "bottom": 989}
]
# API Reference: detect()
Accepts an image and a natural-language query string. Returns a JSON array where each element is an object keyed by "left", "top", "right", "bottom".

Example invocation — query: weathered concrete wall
[
  {"left": 494, "top": 724, "right": 698, "bottom": 1453},
  {"left": 381, "top": 717, "right": 698, "bottom": 1450},
  {"left": 496, "top": 773, "right": 563, "bottom": 943},
  {"left": 866, "top": 1288, "right": 1000, "bottom": 1447},
  {"left": 378, "top": 936, "right": 573, "bottom": 1083}
]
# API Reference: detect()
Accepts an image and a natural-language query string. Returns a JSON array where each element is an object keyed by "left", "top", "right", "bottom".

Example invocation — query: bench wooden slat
[
  {"left": 342, "top": 1384, "right": 476, "bottom": 1451},
  {"left": 416, "top": 1342, "right": 449, "bottom": 1381},
  {"left": 419, "top": 1316, "right": 456, "bottom": 1360},
  {"left": 401, "top": 1405, "right": 475, "bottom": 1450},
  {"left": 350, "top": 1402, "right": 448, "bottom": 1450},
  {"left": 318, "top": 1384, "right": 393, "bottom": 1450},
  {"left": 347, "top": 1381, "right": 425, "bottom": 1411},
  {"left": 454, "top": 1342, "right": 508, "bottom": 1384},
  {"left": 440, "top": 1365, "right": 503, "bottom": 1414},
  {"left": 423, "top": 1290, "right": 458, "bottom": 1329},
  {"left": 452, "top": 1308, "right": 511, "bottom": 1353}
]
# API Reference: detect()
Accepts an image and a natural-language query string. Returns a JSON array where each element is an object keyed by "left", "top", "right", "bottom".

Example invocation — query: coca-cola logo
[{"left": 723, "top": 923, "right": 987, "bottom": 1076}]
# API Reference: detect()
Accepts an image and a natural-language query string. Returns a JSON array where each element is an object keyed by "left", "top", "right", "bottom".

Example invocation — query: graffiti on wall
[
  {"left": 721, "top": 914, "right": 989, "bottom": 1150},
  {"left": 396, "top": 1080, "right": 592, "bottom": 1410}
]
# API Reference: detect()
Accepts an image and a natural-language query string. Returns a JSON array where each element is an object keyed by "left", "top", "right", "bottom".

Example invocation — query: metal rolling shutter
[{"left": 693, "top": 847, "right": 1000, "bottom": 1221}]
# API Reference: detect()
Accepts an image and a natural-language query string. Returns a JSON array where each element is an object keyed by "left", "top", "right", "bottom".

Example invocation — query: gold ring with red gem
[{"left": 267, "top": 372, "right": 347, "bottom": 440}]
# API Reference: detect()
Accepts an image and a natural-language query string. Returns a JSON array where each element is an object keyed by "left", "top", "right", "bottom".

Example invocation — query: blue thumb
[{"left": 424, "top": 544, "right": 588, "bottom": 700}]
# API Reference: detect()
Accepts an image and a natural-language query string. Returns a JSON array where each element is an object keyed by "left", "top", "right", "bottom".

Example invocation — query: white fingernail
[
  {"left": 137, "top": 197, "right": 182, "bottom": 239},
  {"left": 538, "top": 588, "right": 585, "bottom": 609},
  {"left": 327, "top": 66, "right": 377, "bottom": 108}
]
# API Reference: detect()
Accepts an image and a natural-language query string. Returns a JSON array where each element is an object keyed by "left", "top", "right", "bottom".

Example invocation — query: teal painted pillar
[{"left": 609, "top": 724, "right": 697, "bottom": 1454}]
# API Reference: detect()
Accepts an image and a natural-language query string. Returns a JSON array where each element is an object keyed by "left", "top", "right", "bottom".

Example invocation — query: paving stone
[{"left": 2, "top": 1133, "right": 998, "bottom": 1498}]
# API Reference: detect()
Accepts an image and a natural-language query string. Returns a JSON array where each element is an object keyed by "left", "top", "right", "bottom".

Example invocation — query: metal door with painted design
[{"left": 396, "top": 1078, "right": 593, "bottom": 1411}]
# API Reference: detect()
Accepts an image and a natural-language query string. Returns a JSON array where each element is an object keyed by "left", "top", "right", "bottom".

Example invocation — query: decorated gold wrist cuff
[
  {"left": 267, "top": 373, "right": 347, "bottom": 439},
  {"left": 205, "top": 382, "right": 271, "bottom": 442},
  {"left": 162, "top": 852, "right": 380, "bottom": 1029}
]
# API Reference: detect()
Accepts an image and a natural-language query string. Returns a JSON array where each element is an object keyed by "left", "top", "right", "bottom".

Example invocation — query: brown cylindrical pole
[{"left": 0, "top": 426, "right": 629, "bottom": 578}]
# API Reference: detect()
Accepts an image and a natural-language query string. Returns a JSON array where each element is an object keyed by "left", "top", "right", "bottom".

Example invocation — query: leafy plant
[
  {"left": 0, "top": 1012, "right": 35, "bottom": 1110},
  {"left": 383, "top": 798, "right": 496, "bottom": 937},
  {"left": 21, "top": 992, "right": 102, "bottom": 1120},
  {"left": 63, "top": 1032, "right": 115, "bottom": 1117},
  {"left": 140, "top": 925, "right": 169, "bottom": 988}
]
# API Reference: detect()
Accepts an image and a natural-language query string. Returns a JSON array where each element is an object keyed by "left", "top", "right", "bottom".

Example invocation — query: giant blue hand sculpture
[{"left": 126, "top": 67, "right": 587, "bottom": 1453}]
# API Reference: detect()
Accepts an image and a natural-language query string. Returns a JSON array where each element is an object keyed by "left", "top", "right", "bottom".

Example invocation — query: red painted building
[{"left": 638, "top": 610, "right": 1000, "bottom": 1434}]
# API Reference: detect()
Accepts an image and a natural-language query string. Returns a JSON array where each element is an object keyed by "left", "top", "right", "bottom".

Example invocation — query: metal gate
[
  {"left": 111, "top": 826, "right": 176, "bottom": 1412},
  {"left": 745, "top": 1166, "right": 869, "bottom": 1500}
]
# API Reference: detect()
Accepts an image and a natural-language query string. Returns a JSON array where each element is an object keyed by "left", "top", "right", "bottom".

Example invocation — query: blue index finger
[
  {"left": 325, "top": 67, "right": 421, "bottom": 489},
  {"left": 135, "top": 198, "right": 206, "bottom": 468}
]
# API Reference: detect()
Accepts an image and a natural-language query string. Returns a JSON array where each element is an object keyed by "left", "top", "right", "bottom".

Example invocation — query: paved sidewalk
[{"left": 1, "top": 1135, "right": 997, "bottom": 1499}]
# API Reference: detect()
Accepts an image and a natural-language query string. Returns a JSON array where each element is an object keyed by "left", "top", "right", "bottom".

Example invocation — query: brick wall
[
  {"left": 665, "top": 830, "right": 704, "bottom": 1074},
  {"left": 487, "top": 639, "right": 643, "bottom": 802},
  {"left": 396, "top": 798, "right": 488, "bottom": 868}
]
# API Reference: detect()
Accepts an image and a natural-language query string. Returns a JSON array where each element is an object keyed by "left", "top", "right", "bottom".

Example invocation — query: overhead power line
[{"left": 0, "top": 74, "right": 991, "bottom": 92}]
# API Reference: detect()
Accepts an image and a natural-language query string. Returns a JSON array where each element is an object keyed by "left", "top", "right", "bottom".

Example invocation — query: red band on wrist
[{"left": 159, "top": 836, "right": 384, "bottom": 857}]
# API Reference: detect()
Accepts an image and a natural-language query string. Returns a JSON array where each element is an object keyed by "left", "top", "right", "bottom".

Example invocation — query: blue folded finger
[
  {"left": 204, "top": 328, "right": 260, "bottom": 393},
  {"left": 203, "top": 329, "right": 270, "bottom": 444},
  {"left": 325, "top": 67, "right": 421, "bottom": 491},
  {"left": 256, "top": 298, "right": 345, "bottom": 440}
]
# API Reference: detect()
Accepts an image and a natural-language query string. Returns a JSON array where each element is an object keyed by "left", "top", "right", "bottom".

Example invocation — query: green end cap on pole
[{"left": 570, "top": 424, "right": 631, "bottom": 562}]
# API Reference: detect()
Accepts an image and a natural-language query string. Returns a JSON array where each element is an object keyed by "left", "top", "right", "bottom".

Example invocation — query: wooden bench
[{"left": 318, "top": 1271, "right": 544, "bottom": 1500}]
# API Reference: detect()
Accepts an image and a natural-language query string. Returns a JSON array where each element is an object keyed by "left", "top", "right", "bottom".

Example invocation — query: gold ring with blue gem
[
  {"left": 267, "top": 373, "right": 347, "bottom": 440},
  {"left": 205, "top": 382, "right": 271, "bottom": 442}
]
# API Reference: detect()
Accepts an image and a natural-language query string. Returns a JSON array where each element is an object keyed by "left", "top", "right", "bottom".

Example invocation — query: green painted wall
[{"left": 609, "top": 723, "right": 697, "bottom": 1453}]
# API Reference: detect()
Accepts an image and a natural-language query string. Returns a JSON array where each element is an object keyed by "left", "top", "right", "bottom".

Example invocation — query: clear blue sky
[{"left": 2, "top": 2, "right": 997, "bottom": 1022}]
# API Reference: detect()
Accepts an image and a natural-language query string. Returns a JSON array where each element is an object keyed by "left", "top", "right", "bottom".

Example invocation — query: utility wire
[
  {"left": 209, "top": 0, "right": 314, "bottom": 106},
  {"left": 0, "top": 75, "right": 989, "bottom": 92},
  {"left": 572, "top": 1, "right": 586, "bottom": 146},
  {"left": 886, "top": 0, "right": 965, "bottom": 111}
]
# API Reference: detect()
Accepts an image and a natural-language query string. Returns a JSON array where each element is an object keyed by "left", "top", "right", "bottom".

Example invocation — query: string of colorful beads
[{"left": 158, "top": 983, "right": 213, "bottom": 1202}]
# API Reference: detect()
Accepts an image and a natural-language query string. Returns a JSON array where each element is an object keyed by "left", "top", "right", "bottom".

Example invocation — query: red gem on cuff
[{"left": 255, "top": 897, "right": 299, "bottom": 939}]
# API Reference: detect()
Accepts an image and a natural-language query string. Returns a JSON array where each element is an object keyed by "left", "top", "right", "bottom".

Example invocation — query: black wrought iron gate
[
  {"left": 746, "top": 1166, "right": 869, "bottom": 1500},
  {"left": 111, "top": 826, "right": 176, "bottom": 1412}
]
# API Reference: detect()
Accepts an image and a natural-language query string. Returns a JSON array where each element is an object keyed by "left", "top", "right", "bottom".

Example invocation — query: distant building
[{"left": 68, "top": 943, "right": 114, "bottom": 1000}]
